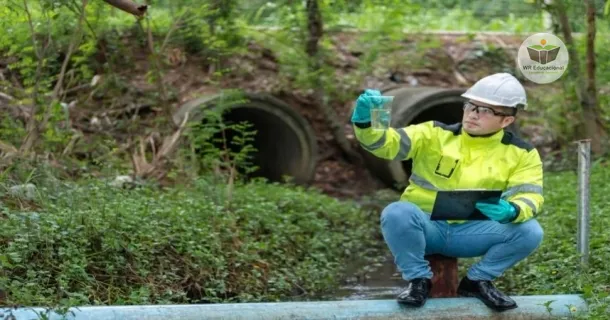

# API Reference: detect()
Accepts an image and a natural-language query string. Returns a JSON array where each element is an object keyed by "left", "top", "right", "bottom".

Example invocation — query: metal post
[{"left": 576, "top": 139, "right": 591, "bottom": 267}]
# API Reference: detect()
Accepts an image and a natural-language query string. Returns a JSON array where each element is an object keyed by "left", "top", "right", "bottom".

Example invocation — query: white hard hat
[{"left": 461, "top": 73, "right": 528, "bottom": 110}]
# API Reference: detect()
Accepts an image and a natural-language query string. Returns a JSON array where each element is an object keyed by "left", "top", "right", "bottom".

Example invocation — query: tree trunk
[
  {"left": 305, "top": 0, "right": 361, "bottom": 164},
  {"left": 102, "top": 0, "right": 148, "bottom": 17},
  {"left": 19, "top": 0, "right": 45, "bottom": 155},
  {"left": 583, "top": 0, "right": 604, "bottom": 150},
  {"left": 554, "top": 0, "right": 605, "bottom": 154},
  {"left": 305, "top": 0, "right": 323, "bottom": 58}
]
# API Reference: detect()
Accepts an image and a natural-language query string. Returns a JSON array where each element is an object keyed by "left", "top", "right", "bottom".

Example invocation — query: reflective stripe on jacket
[{"left": 354, "top": 120, "right": 544, "bottom": 224}]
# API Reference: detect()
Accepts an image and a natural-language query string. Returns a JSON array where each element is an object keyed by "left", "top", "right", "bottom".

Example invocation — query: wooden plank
[{"left": 425, "top": 254, "right": 458, "bottom": 298}]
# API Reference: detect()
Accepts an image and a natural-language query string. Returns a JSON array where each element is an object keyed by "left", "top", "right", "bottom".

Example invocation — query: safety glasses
[{"left": 463, "top": 101, "right": 514, "bottom": 117}]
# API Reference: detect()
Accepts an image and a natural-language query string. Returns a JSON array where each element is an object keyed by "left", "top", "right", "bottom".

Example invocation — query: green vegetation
[
  {"left": 0, "top": 103, "right": 383, "bottom": 308},
  {"left": 245, "top": 0, "right": 547, "bottom": 33},
  {"left": 0, "top": 174, "right": 381, "bottom": 306},
  {"left": 1, "top": 1, "right": 609, "bottom": 151}
]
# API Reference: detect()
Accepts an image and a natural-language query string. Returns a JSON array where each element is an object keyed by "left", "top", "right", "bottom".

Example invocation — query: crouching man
[{"left": 351, "top": 73, "right": 544, "bottom": 312}]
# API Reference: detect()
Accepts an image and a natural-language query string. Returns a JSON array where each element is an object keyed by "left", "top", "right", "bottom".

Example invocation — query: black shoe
[
  {"left": 396, "top": 278, "right": 432, "bottom": 307},
  {"left": 457, "top": 276, "right": 517, "bottom": 312}
]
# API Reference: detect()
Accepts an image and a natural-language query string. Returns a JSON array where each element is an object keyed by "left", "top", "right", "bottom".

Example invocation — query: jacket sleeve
[
  {"left": 352, "top": 121, "right": 435, "bottom": 161},
  {"left": 504, "top": 148, "right": 544, "bottom": 223}
]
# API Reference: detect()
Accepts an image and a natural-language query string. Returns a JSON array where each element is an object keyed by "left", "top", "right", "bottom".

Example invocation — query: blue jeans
[{"left": 380, "top": 201, "right": 544, "bottom": 281}]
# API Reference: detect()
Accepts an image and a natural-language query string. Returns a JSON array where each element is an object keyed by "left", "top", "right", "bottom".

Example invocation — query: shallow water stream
[{"left": 333, "top": 253, "right": 406, "bottom": 301}]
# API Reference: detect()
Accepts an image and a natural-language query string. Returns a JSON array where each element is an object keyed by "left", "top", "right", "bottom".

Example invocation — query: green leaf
[{"left": 0, "top": 254, "right": 12, "bottom": 268}]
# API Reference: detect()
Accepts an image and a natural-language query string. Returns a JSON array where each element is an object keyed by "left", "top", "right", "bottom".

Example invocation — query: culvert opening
[
  {"left": 401, "top": 101, "right": 465, "bottom": 179},
  {"left": 410, "top": 102, "right": 465, "bottom": 126},
  {"left": 214, "top": 106, "right": 304, "bottom": 183}
]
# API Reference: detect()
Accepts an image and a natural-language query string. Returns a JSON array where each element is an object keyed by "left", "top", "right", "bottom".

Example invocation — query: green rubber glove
[
  {"left": 475, "top": 199, "right": 517, "bottom": 223},
  {"left": 351, "top": 89, "right": 392, "bottom": 124}
]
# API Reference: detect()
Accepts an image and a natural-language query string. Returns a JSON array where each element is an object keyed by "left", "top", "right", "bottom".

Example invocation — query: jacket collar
[{"left": 460, "top": 126, "right": 504, "bottom": 147}]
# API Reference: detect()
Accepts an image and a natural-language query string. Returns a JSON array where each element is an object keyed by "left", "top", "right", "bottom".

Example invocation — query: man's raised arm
[{"left": 351, "top": 89, "right": 432, "bottom": 161}]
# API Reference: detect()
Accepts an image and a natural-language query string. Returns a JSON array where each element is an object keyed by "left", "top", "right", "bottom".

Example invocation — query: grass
[{"left": 0, "top": 175, "right": 383, "bottom": 309}]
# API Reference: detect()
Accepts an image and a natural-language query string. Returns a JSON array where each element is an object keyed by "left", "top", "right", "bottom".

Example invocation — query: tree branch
[
  {"left": 51, "top": 1, "right": 88, "bottom": 101},
  {"left": 143, "top": 14, "right": 176, "bottom": 131},
  {"left": 554, "top": 0, "right": 581, "bottom": 93},
  {"left": 0, "top": 92, "right": 14, "bottom": 102},
  {"left": 20, "top": 0, "right": 90, "bottom": 154},
  {"left": 39, "top": 0, "right": 89, "bottom": 135},
  {"left": 305, "top": 0, "right": 323, "bottom": 57},
  {"left": 161, "top": 10, "right": 188, "bottom": 53},
  {"left": 20, "top": 0, "right": 51, "bottom": 154},
  {"left": 305, "top": 0, "right": 361, "bottom": 164},
  {"left": 102, "top": 0, "right": 148, "bottom": 17},
  {"left": 585, "top": 0, "right": 597, "bottom": 110}
]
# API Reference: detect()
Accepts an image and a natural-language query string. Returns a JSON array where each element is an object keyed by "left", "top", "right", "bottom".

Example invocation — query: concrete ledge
[{"left": 0, "top": 294, "right": 586, "bottom": 320}]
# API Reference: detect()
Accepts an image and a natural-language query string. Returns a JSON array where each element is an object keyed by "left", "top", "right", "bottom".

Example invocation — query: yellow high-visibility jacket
[{"left": 354, "top": 121, "right": 544, "bottom": 224}]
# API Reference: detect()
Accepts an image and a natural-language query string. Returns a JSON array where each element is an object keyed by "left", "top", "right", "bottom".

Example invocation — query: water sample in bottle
[{"left": 370, "top": 96, "right": 393, "bottom": 130}]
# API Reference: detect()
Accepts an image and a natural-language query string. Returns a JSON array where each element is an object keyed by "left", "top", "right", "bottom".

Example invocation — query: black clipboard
[{"left": 430, "top": 189, "right": 503, "bottom": 220}]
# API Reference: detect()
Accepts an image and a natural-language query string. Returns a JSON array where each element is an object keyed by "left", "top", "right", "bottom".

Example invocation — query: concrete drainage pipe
[
  {"left": 359, "top": 86, "right": 519, "bottom": 190},
  {"left": 174, "top": 92, "right": 318, "bottom": 185}
]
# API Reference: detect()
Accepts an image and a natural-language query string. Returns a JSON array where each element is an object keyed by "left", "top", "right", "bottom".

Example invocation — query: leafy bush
[{"left": 0, "top": 177, "right": 381, "bottom": 307}]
